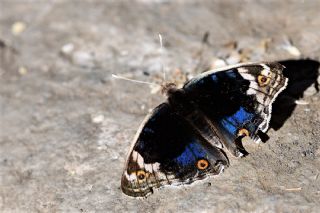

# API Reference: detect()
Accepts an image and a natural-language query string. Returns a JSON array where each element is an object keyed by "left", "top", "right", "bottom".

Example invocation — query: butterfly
[{"left": 121, "top": 62, "right": 288, "bottom": 197}]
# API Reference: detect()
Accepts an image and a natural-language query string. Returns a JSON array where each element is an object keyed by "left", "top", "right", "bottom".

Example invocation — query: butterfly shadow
[{"left": 270, "top": 59, "right": 320, "bottom": 130}]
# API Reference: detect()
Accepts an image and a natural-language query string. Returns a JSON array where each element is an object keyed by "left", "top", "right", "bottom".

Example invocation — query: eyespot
[
  {"left": 238, "top": 128, "right": 249, "bottom": 137},
  {"left": 136, "top": 170, "right": 147, "bottom": 181},
  {"left": 257, "top": 75, "right": 270, "bottom": 87},
  {"left": 196, "top": 159, "right": 209, "bottom": 170}
]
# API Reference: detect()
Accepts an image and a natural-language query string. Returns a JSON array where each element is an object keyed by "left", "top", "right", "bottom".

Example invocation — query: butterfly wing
[
  {"left": 183, "top": 62, "right": 288, "bottom": 157},
  {"left": 121, "top": 103, "right": 229, "bottom": 197}
]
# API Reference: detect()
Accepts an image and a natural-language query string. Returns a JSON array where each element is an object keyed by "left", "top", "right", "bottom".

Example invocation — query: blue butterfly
[{"left": 121, "top": 62, "right": 288, "bottom": 197}]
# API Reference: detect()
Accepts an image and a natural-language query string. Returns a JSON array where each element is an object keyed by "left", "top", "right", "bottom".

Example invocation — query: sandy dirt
[{"left": 0, "top": 0, "right": 319, "bottom": 212}]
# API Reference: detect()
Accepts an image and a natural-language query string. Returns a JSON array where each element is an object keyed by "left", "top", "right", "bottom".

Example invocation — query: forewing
[
  {"left": 183, "top": 62, "right": 288, "bottom": 156},
  {"left": 121, "top": 103, "right": 229, "bottom": 197}
]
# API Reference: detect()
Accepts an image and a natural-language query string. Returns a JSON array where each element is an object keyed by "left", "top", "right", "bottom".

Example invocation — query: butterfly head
[{"left": 161, "top": 82, "right": 178, "bottom": 96}]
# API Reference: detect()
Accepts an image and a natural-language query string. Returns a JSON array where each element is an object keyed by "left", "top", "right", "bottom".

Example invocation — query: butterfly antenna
[
  {"left": 112, "top": 34, "right": 167, "bottom": 89},
  {"left": 111, "top": 74, "right": 159, "bottom": 86},
  {"left": 158, "top": 34, "right": 166, "bottom": 84}
]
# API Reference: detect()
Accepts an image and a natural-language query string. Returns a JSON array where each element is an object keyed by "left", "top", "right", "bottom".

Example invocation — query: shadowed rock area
[{"left": 0, "top": 1, "right": 319, "bottom": 212}]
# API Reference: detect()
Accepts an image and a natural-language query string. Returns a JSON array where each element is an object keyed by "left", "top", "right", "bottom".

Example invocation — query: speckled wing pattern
[{"left": 121, "top": 62, "right": 288, "bottom": 197}]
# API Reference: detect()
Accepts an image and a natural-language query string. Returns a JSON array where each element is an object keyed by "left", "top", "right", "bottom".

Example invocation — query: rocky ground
[{"left": 0, "top": 0, "right": 319, "bottom": 212}]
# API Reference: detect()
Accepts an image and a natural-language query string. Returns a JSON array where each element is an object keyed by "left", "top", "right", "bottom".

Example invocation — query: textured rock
[{"left": 0, "top": 1, "right": 319, "bottom": 212}]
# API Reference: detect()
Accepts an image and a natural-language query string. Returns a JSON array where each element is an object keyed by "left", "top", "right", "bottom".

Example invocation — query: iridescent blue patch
[
  {"left": 175, "top": 144, "right": 196, "bottom": 166},
  {"left": 175, "top": 141, "right": 207, "bottom": 166},
  {"left": 220, "top": 107, "right": 254, "bottom": 134}
]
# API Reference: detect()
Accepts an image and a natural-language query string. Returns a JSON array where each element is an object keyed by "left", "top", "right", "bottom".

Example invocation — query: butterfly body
[{"left": 121, "top": 62, "right": 288, "bottom": 197}]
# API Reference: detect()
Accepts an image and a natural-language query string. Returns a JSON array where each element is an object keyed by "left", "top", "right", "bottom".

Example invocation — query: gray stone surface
[{"left": 0, "top": 0, "right": 319, "bottom": 212}]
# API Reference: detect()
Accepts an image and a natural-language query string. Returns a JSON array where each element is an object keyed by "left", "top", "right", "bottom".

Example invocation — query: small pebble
[
  {"left": 18, "top": 66, "right": 28, "bottom": 75},
  {"left": 61, "top": 43, "right": 75, "bottom": 55},
  {"left": 92, "top": 114, "right": 105, "bottom": 123},
  {"left": 12, "top": 22, "right": 26, "bottom": 35},
  {"left": 295, "top": 100, "right": 309, "bottom": 105},
  {"left": 72, "top": 51, "right": 95, "bottom": 68},
  {"left": 281, "top": 39, "right": 301, "bottom": 57},
  {"left": 211, "top": 58, "right": 227, "bottom": 69},
  {"left": 120, "top": 50, "right": 128, "bottom": 56},
  {"left": 284, "top": 45, "right": 301, "bottom": 57}
]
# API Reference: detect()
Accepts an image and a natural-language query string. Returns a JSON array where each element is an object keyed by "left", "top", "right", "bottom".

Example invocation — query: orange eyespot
[
  {"left": 196, "top": 159, "right": 209, "bottom": 170},
  {"left": 238, "top": 128, "right": 250, "bottom": 137},
  {"left": 257, "top": 75, "right": 270, "bottom": 87},
  {"left": 136, "top": 170, "right": 147, "bottom": 181}
]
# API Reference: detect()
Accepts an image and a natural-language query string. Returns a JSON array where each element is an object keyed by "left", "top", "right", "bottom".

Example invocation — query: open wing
[
  {"left": 183, "top": 62, "right": 288, "bottom": 157},
  {"left": 121, "top": 103, "right": 228, "bottom": 197}
]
